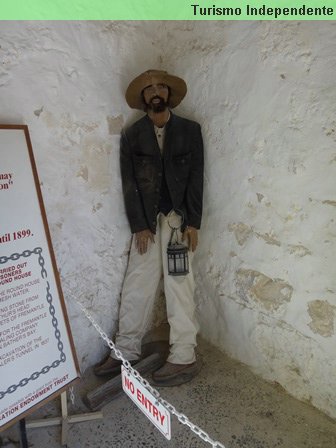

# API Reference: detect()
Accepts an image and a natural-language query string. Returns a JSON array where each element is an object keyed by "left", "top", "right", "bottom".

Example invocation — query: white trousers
[{"left": 113, "top": 212, "right": 198, "bottom": 364}]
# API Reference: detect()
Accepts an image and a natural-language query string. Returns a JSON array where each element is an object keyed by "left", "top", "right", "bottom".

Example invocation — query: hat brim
[{"left": 125, "top": 71, "right": 187, "bottom": 110}]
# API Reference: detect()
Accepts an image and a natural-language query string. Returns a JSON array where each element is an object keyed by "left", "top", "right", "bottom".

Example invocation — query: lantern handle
[{"left": 168, "top": 227, "right": 179, "bottom": 246}]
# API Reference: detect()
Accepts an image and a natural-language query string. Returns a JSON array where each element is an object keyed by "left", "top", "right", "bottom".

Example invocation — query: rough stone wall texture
[
  {"left": 1, "top": 21, "right": 335, "bottom": 419},
  {"left": 0, "top": 21, "right": 165, "bottom": 369},
  {"left": 163, "top": 21, "right": 336, "bottom": 419}
]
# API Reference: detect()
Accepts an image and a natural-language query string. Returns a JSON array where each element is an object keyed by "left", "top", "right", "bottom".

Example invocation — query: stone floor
[{"left": 1, "top": 337, "right": 336, "bottom": 448}]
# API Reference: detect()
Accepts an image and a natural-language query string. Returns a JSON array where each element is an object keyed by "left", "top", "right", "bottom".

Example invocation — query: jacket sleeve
[
  {"left": 120, "top": 130, "right": 149, "bottom": 233},
  {"left": 185, "top": 123, "right": 204, "bottom": 229}
]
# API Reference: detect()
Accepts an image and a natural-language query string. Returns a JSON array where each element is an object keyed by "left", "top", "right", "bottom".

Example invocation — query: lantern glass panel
[{"left": 167, "top": 244, "right": 189, "bottom": 276}]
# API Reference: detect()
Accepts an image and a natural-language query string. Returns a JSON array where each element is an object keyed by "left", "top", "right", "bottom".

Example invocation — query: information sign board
[{"left": 0, "top": 125, "right": 79, "bottom": 431}]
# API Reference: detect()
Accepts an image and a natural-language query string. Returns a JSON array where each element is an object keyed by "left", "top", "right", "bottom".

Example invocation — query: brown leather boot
[
  {"left": 93, "top": 355, "right": 139, "bottom": 376},
  {"left": 93, "top": 356, "right": 122, "bottom": 376},
  {"left": 152, "top": 361, "right": 201, "bottom": 386}
]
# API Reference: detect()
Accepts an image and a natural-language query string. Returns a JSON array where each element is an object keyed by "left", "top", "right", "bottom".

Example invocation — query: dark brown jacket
[{"left": 120, "top": 113, "right": 204, "bottom": 234}]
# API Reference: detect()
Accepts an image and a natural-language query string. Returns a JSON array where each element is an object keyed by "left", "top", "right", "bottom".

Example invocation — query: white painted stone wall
[{"left": 1, "top": 21, "right": 335, "bottom": 419}]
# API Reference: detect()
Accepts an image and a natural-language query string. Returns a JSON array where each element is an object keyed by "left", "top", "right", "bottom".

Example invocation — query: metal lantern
[
  {"left": 167, "top": 214, "right": 189, "bottom": 276},
  {"left": 167, "top": 242, "right": 189, "bottom": 276}
]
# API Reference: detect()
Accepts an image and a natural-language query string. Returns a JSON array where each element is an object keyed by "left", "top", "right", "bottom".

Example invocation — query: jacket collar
[{"left": 143, "top": 111, "right": 174, "bottom": 157}]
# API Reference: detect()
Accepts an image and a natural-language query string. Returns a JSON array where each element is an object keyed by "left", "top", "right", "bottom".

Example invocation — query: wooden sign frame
[{"left": 0, "top": 125, "right": 80, "bottom": 431}]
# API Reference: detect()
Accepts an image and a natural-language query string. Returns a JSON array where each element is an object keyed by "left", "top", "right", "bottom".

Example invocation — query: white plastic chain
[
  {"left": 69, "top": 386, "right": 75, "bottom": 406},
  {"left": 68, "top": 292, "right": 226, "bottom": 448}
]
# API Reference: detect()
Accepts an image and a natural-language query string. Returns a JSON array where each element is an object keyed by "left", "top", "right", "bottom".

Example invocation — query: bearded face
[
  {"left": 147, "top": 95, "right": 168, "bottom": 112},
  {"left": 142, "top": 84, "right": 169, "bottom": 113}
]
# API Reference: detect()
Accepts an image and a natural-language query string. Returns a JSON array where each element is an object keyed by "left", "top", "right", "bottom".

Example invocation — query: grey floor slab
[{"left": 1, "top": 337, "right": 336, "bottom": 448}]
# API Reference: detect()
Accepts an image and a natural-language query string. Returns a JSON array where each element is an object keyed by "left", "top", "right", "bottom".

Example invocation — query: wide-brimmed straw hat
[{"left": 125, "top": 69, "right": 187, "bottom": 110}]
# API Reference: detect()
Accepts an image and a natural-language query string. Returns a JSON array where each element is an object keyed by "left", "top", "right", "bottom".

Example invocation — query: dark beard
[{"left": 147, "top": 96, "right": 168, "bottom": 113}]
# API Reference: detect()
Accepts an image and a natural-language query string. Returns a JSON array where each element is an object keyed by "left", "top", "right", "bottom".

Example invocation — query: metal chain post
[{"left": 66, "top": 290, "right": 226, "bottom": 448}]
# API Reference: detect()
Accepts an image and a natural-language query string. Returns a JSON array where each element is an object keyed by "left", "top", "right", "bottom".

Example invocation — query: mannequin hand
[
  {"left": 135, "top": 229, "right": 155, "bottom": 255},
  {"left": 182, "top": 226, "right": 198, "bottom": 252}
]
